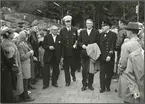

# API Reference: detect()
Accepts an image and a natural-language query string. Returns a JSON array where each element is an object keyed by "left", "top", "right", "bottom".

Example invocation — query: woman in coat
[
  {"left": 1, "top": 28, "right": 24, "bottom": 102},
  {"left": 17, "top": 31, "right": 35, "bottom": 102}
]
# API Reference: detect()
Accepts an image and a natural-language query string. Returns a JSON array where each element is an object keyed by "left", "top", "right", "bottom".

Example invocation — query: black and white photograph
[{"left": 0, "top": 0, "right": 144, "bottom": 103}]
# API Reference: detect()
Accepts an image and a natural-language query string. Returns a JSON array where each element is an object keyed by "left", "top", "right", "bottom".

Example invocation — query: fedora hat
[{"left": 125, "top": 22, "right": 142, "bottom": 30}]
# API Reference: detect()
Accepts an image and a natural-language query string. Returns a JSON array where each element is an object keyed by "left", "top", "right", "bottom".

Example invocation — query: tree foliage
[{"left": 1, "top": 0, "right": 144, "bottom": 28}]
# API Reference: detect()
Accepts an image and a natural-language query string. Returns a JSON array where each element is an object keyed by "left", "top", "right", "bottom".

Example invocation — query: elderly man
[
  {"left": 117, "top": 22, "right": 142, "bottom": 103},
  {"left": 123, "top": 29, "right": 144, "bottom": 103},
  {"left": 42, "top": 25, "right": 62, "bottom": 89},
  {"left": 28, "top": 25, "right": 39, "bottom": 81},
  {"left": 60, "top": 15, "right": 78, "bottom": 86},
  {"left": 78, "top": 19, "right": 100, "bottom": 91}
]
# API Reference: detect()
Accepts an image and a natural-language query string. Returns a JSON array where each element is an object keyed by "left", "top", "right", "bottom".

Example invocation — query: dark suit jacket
[
  {"left": 43, "top": 34, "right": 62, "bottom": 64},
  {"left": 99, "top": 31, "right": 117, "bottom": 61},
  {"left": 78, "top": 28, "right": 100, "bottom": 58},
  {"left": 60, "top": 26, "right": 78, "bottom": 58},
  {"left": 28, "top": 31, "right": 39, "bottom": 58}
]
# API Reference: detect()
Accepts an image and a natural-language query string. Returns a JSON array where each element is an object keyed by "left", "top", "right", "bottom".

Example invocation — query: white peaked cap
[{"left": 63, "top": 15, "right": 72, "bottom": 21}]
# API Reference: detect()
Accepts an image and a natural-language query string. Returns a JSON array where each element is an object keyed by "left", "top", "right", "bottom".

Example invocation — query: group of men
[{"left": 42, "top": 15, "right": 117, "bottom": 93}]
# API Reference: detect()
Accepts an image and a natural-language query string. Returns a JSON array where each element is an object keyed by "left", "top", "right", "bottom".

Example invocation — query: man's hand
[
  {"left": 82, "top": 45, "right": 87, "bottom": 49},
  {"left": 134, "top": 92, "right": 140, "bottom": 99},
  {"left": 33, "top": 56, "right": 38, "bottom": 61},
  {"left": 106, "top": 56, "right": 111, "bottom": 62},
  {"left": 30, "top": 50, "right": 34, "bottom": 56},
  {"left": 49, "top": 46, "right": 55, "bottom": 50},
  {"left": 73, "top": 45, "right": 77, "bottom": 49}
]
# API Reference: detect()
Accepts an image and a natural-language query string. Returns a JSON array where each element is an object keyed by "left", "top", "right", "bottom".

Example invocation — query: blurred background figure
[
  {"left": 17, "top": 31, "right": 35, "bottom": 102},
  {"left": 1, "top": 28, "right": 24, "bottom": 102}
]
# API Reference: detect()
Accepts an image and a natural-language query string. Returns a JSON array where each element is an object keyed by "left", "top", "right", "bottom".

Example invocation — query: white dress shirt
[
  {"left": 66, "top": 27, "right": 71, "bottom": 31},
  {"left": 87, "top": 29, "right": 92, "bottom": 36},
  {"left": 52, "top": 34, "right": 57, "bottom": 43}
]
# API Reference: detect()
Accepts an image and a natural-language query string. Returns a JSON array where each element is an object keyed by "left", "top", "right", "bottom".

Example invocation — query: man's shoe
[
  {"left": 106, "top": 88, "right": 111, "bottom": 92},
  {"left": 73, "top": 77, "right": 76, "bottom": 82},
  {"left": 81, "top": 86, "right": 87, "bottom": 91},
  {"left": 52, "top": 84, "right": 58, "bottom": 87},
  {"left": 42, "top": 85, "right": 49, "bottom": 89},
  {"left": 99, "top": 89, "right": 105, "bottom": 93},
  {"left": 65, "top": 83, "right": 70, "bottom": 87},
  {"left": 23, "top": 97, "right": 35, "bottom": 102},
  {"left": 88, "top": 85, "right": 94, "bottom": 91},
  {"left": 28, "top": 85, "right": 36, "bottom": 90}
]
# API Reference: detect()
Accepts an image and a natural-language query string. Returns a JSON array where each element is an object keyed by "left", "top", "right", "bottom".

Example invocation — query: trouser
[
  {"left": 34, "top": 60, "right": 40, "bottom": 78},
  {"left": 100, "top": 60, "right": 114, "bottom": 90},
  {"left": 75, "top": 58, "right": 81, "bottom": 71},
  {"left": 81, "top": 58, "right": 94, "bottom": 86},
  {"left": 63, "top": 56, "right": 76, "bottom": 84},
  {"left": 20, "top": 79, "right": 29, "bottom": 99},
  {"left": 116, "top": 50, "right": 121, "bottom": 74},
  {"left": 43, "top": 56, "right": 60, "bottom": 86}
]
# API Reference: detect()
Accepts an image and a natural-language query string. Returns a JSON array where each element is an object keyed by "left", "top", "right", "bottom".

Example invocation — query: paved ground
[{"left": 27, "top": 70, "right": 123, "bottom": 103}]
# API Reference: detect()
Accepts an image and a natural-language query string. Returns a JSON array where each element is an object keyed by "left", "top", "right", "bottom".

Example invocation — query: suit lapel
[
  {"left": 50, "top": 34, "right": 55, "bottom": 44},
  {"left": 89, "top": 29, "right": 93, "bottom": 37}
]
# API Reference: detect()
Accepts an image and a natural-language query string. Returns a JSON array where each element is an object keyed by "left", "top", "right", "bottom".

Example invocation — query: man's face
[
  {"left": 65, "top": 20, "right": 71, "bottom": 27},
  {"left": 33, "top": 26, "right": 38, "bottom": 32},
  {"left": 118, "top": 20, "right": 124, "bottom": 28},
  {"left": 126, "top": 30, "right": 132, "bottom": 38},
  {"left": 101, "top": 25, "right": 110, "bottom": 32},
  {"left": 9, "top": 33, "right": 15, "bottom": 40},
  {"left": 86, "top": 20, "right": 93, "bottom": 29},
  {"left": 51, "top": 26, "right": 58, "bottom": 35}
]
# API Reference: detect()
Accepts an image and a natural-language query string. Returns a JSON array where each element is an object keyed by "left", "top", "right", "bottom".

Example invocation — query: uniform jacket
[
  {"left": 43, "top": 34, "right": 62, "bottom": 64},
  {"left": 78, "top": 28, "right": 100, "bottom": 59},
  {"left": 60, "top": 26, "right": 78, "bottom": 58},
  {"left": 119, "top": 48, "right": 144, "bottom": 103},
  {"left": 99, "top": 31, "right": 117, "bottom": 61}
]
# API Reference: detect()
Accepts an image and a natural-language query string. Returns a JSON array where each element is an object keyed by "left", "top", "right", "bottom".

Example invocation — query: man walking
[
  {"left": 60, "top": 15, "right": 78, "bottom": 86},
  {"left": 42, "top": 25, "right": 62, "bottom": 89},
  {"left": 99, "top": 20, "right": 117, "bottom": 93},
  {"left": 78, "top": 19, "right": 100, "bottom": 91}
]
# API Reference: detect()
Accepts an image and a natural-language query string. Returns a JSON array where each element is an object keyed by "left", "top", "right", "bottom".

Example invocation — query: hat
[
  {"left": 1, "top": 27, "right": 14, "bottom": 36},
  {"left": 125, "top": 22, "right": 142, "bottom": 30},
  {"left": 63, "top": 15, "right": 72, "bottom": 21},
  {"left": 102, "top": 20, "right": 112, "bottom": 27}
]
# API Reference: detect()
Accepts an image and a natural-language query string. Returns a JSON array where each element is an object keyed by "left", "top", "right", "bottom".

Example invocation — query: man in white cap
[{"left": 60, "top": 15, "right": 78, "bottom": 86}]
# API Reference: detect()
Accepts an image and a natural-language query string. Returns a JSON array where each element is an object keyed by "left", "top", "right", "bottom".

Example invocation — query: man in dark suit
[
  {"left": 60, "top": 15, "right": 78, "bottom": 86},
  {"left": 99, "top": 20, "right": 117, "bottom": 93},
  {"left": 78, "top": 19, "right": 100, "bottom": 91},
  {"left": 42, "top": 25, "right": 62, "bottom": 89},
  {"left": 28, "top": 25, "right": 39, "bottom": 81}
]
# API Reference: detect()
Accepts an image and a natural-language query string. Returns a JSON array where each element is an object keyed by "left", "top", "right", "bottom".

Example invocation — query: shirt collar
[
  {"left": 52, "top": 34, "right": 57, "bottom": 37},
  {"left": 87, "top": 28, "right": 92, "bottom": 31}
]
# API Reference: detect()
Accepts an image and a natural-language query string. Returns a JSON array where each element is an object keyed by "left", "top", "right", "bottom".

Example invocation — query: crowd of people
[{"left": 1, "top": 15, "right": 144, "bottom": 103}]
